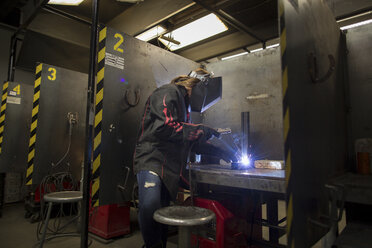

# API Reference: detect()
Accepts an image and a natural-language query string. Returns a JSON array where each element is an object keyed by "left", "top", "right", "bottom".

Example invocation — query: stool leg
[
  {"left": 178, "top": 226, "right": 191, "bottom": 248},
  {"left": 39, "top": 202, "right": 53, "bottom": 248}
]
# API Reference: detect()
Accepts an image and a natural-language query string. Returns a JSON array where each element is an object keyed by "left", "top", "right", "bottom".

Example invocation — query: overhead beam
[
  {"left": 177, "top": 20, "right": 278, "bottom": 62},
  {"left": 177, "top": 32, "right": 257, "bottom": 62},
  {"left": 192, "top": 0, "right": 265, "bottom": 43},
  {"left": 326, "top": 0, "right": 372, "bottom": 18},
  {"left": 28, "top": 12, "right": 91, "bottom": 48},
  {"left": 42, "top": 5, "right": 91, "bottom": 26},
  {"left": 20, "top": 0, "right": 50, "bottom": 30},
  {"left": 107, "top": 0, "right": 195, "bottom": 36}
]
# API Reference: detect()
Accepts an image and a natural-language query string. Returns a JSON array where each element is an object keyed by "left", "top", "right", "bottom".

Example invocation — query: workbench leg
[{"left": 267, "top": 198, "right": 279, "bottom": 243}]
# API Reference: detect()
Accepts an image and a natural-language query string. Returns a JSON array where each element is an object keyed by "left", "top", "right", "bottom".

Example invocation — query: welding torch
[{"left": 216, "top": 128, "right": 232, "bottom": 135}]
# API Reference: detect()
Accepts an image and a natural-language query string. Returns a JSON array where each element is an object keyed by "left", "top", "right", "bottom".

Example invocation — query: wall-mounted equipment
[{"left": 25, "top": 63, "right": 87, "bottom": 186}]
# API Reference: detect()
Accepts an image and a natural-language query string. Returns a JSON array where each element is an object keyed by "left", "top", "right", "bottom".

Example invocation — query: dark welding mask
[{"left": 188, "top": 71, "right": 222, "bottom": 113}]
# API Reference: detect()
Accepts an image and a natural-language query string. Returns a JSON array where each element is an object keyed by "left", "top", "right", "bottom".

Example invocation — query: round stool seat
[
  {"left": 43, "top": 191, "right": 83, "bottom": 203},
  {"left": 154, "top": 206, "right": 215, "bottom": 226}
]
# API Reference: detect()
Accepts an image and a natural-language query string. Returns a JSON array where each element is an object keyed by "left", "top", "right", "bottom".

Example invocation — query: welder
[{"left": 133, "top": 68, "right": 236, "bottom": 248}]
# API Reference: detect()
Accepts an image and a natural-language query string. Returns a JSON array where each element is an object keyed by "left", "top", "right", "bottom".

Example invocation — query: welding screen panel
[
  {"left": 346, "top": 24, "right": 372, "bottom": 148},
  {"left": 0, "top": 82, "right": 33, "bottom": 173},
  {"left": 204, "top": 48, "right": 284, "bottom": 161},
  {"left": 31, "top": 64, "right": 87, "bottom": 185},
  {"left": 97, "top": 27, "right": 198, "bottom": 205},
  {"left": 282, "top": 0, "right": 348, "bottom": 246}
]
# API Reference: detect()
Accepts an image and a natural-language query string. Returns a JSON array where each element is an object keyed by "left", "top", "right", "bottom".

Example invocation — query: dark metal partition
[
  {"left": 0, "top": 81, "right": 33, "bottom": 173},
  {"left": 26, "top": 63, "right": 87, "bottom": 185},
  {"left": 91, "top": 26, "right": 198, "bottom": 206},
  {"left": 204, "top": 48, "right": 284, "bottom": 160},
  {"left": 280, "top": 0, "right": 348, "bottom": 246},
  {"left": 345, "top": 23, "right": 372, "bottom": 151}
]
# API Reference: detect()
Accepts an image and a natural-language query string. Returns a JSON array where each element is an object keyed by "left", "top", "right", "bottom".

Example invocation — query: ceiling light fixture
[
  {"left": 221, "top": 43, "right": 280, "bottom": 61},
  {"left": 340, "top": 19, "right": 372, "bottom": 30},
  {"left": 135, "top": 25, "right": 166, "bottom": 41},
  {"left": 250, "top": 48, "right": 263, "bottom": 53},
  {"left": 116, "top": 0, "right": 144, "bottom": 3},
  {"left": 266, "top": 43, "right": 279, "bottom": 49},
  {"left": 221, "top": 52, "right": 248, "bottom": 61},
  {"left": 158, "top": 13, "right": 228, "bottom": 51},
  {"left": 48, "top": 0, "right": 85, "bottom": 6}
]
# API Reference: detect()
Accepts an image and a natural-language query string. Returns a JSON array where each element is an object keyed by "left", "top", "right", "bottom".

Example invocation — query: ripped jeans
[{"left": 137, "top": 170, "right": 170, "bottom": 248}]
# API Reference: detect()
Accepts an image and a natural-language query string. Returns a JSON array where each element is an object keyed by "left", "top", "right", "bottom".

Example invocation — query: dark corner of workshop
[{"left": 0, "top": 0, "right": 371, "bottom": 248}]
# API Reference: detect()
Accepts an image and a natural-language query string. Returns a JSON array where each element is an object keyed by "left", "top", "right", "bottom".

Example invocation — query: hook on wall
[
  {"left": 124, "top": 89, "right": 141, "bottom": 107},
  {"left": 308, "top": 52, "right": 336, "bottom": 84}
]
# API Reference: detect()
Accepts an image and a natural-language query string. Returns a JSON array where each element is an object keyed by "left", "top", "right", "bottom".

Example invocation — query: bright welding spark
[{"left": 241, "top": 155, "right": 251, "bottom": 166}]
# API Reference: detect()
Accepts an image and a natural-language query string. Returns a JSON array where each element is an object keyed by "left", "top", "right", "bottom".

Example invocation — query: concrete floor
[
  {"left": 0, "top": 200, "right": 346, "bottom": 248},
  {"left": 0, "top": 202, "right": 177, "bottom": 248},
  {"left": 0, "top": 202, "right": 284, "bottom": 248}
]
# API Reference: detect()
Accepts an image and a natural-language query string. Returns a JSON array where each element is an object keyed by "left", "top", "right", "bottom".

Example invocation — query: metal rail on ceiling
[
  {"left": 42, "top": 5, "right": 92, "bottom": 26},
  {"left": 192, "top": 0, "right": 265, "bottom": 44}
]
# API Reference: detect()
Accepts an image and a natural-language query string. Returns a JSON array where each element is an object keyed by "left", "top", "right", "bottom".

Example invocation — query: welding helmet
[{"left": 188, "top": 70, "right": 222, "bottom": 113}]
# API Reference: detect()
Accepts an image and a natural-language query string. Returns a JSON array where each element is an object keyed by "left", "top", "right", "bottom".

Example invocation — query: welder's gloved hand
[
  {"left": 219, "top": 148, "right": 238, "bottom": 163},
  {"left": 193, "top": 142, "right": 237, "bottom": 163},
  {"left": 183, "top": 124, "right": 220, "bottom": 142},
  {"left": 201, "top": 125, "right": 220, "bottom": 141}
]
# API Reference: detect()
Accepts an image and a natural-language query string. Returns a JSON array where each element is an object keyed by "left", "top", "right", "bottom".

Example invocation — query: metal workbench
[
  {"left": 330, "top": 173, "right": 372, "bottom": 205},
  {"left": 189, "top": 163, "right": 286, "bottom": 246},
  {"left": 190, "top": 164, "right": 286, "bottom": 194}
]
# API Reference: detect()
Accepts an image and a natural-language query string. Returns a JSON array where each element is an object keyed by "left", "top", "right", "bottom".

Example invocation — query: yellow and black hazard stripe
[
  {"left": 0, "top": 81, "right": 9, "bottom": 154},
  {"left": 92, "top": 26, "right": 107, "bottom": 207},
  {"left": 279, "top": 1, "right": 294, "bottom": 247},
  {"left": 26, "top": 63, "right": 43, "bottom": 185}
]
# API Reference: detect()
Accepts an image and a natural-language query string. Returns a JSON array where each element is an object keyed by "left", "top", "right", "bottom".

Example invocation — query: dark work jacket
[{"left": 133, "top": 84, "right": 209, "bottom": 200}]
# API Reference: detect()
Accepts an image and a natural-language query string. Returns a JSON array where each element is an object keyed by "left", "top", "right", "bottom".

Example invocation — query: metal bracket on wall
[
  {"left": 124, "top": 89, "right": 140, "bottom": 107},
  {"left": 308, "top": 52, "right": 336, "bottom": 84},
  {"left": 117, "top": 166, "right": 131, "bottom": 199}
]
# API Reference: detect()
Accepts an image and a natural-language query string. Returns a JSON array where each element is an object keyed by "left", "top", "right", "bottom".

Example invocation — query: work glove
[
  {"left": 193, "top": 142, "right": 237, "bottom": 163},
  {"left": 200, "top": 125, "right": 220, "bottom": 142},
  {"left": 184, "top": 124, "right": 220, "bottom": 142},
  {"left": 218, "top": 147, "right": 238, "bottom": 163}
]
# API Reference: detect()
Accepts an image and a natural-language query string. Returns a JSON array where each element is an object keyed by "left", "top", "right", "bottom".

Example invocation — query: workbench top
[
  {"left": 330, "top": 173, "right": 372, "bottom": 205},
  {"left": 189, "top": 164, "right": 286, "bottom": 194}
]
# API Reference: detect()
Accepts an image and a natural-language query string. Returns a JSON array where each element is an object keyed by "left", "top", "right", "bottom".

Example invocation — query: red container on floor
[
  {"left": 191, "top": 197, "right": 261, "bottom": 248},
  {"left": 89, "top": 203, "right": 131, "bottom": 239}
]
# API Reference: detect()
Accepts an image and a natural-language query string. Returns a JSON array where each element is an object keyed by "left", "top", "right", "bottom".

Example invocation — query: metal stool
[
  {"left": 39, "top": 191, "right": 83, "bottom": 248},
  {"left": 154, "top": 206, "right": 215, "bottom": 248}
]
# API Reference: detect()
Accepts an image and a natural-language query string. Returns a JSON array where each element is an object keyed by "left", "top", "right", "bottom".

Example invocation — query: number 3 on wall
[
  {"left": 114, "top": 33, "right": 124, "bottom": 53},
  {"left": 48, "top": 67, "right": 56, "bottom": 81}
]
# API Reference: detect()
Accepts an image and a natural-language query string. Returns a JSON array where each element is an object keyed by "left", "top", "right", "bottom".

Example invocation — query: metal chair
[
  {"left": 38, "top": 191, "right": 83, "bottom": 248},
  {"left": 154, "top": 205, "right": 215, "bottom": 248}
]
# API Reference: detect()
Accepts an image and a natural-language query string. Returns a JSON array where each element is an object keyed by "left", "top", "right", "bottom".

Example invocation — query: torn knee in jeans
[
  {"left": 149, "top": 171, "right": 158, "bottom": 176},
  {"left": 144, "top": 182, "right": 156, "bottom": 188}
]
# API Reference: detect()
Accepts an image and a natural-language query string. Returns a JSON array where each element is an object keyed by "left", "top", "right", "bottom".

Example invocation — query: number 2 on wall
[
  {"left": 114, "top": 33, "right": 124, "bottom": 53},
  {"left": 48, "top": 67, "right": 56, "bottom": 81}
]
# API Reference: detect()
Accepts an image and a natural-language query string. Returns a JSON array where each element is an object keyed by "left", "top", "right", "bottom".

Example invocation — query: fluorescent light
[
  {"left": 221, "top": 43, "right": 278, "bottom": 61},
  {"left": 337, "top": 11, "right": 372, "bottom": 23},
  {"left": 266, "top": 43, "right": 279, "bottom": 49},
  {"left": 159, "top": 13, "right": 228, "bottom": 51},
  {"left": 135, "top": 25, "right": 166, "bottom": 41},
  {"left": 250, "top": 48, "right": 263, "bottom": 53},
  {"left": 340, "top": 19, "right": 372, "bottom": 30},
  {"left": 221, "top": 52, "right": 248, "bottom": 61},
  {"left": 117, "top": 0, "right": 144, "bottom": 2},
  {"left": 48, "top": 0, "right": 84, "bottom": 5}
]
